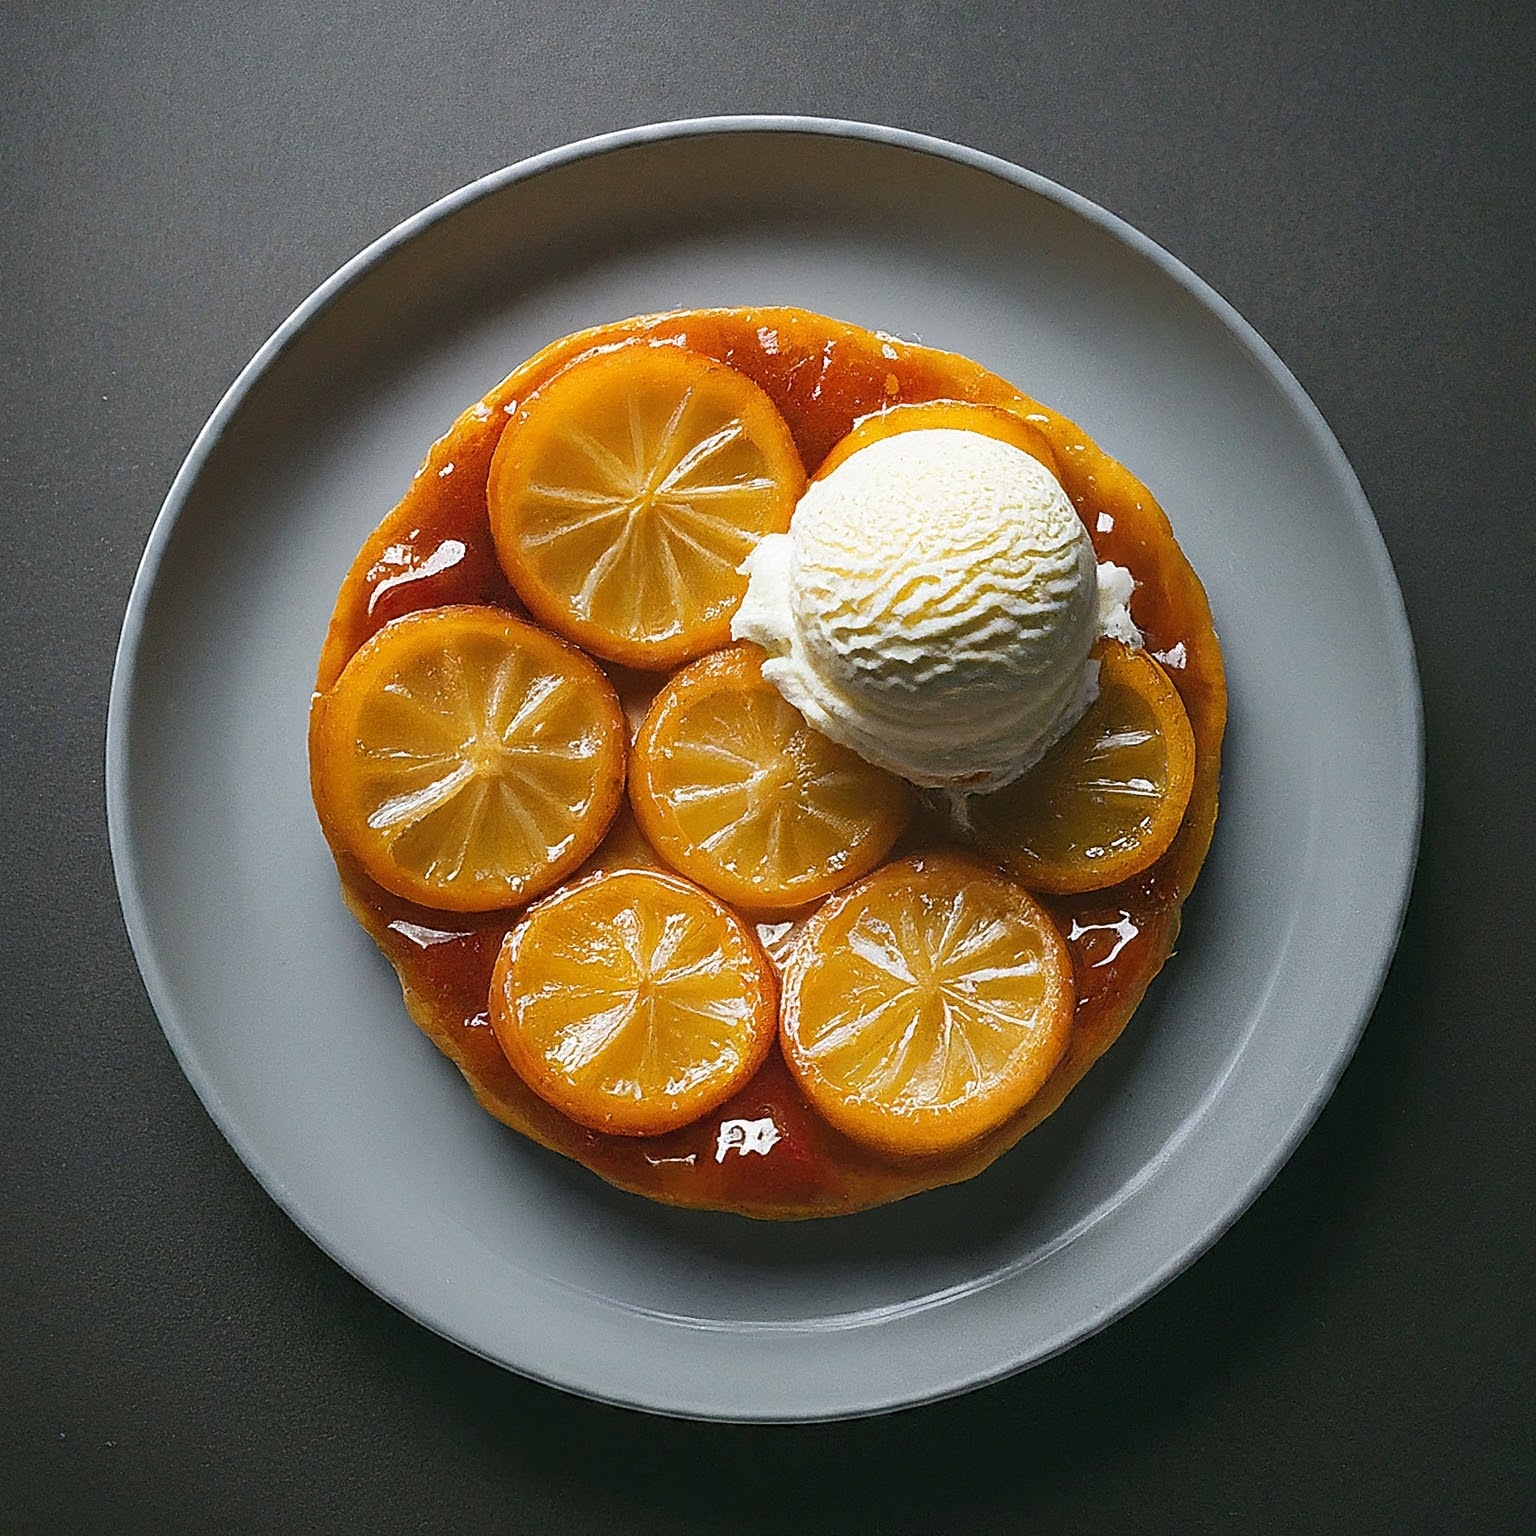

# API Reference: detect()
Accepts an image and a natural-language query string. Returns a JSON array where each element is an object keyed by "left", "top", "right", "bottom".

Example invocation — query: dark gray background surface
[{"left": 3, "top": 3, "right": 1532, "bottom": 1532}]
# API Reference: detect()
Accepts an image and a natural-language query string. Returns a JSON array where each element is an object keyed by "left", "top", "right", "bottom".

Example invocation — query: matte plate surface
[{"left": 107, "top": 119, "right": 1422, "bottom": 1421}]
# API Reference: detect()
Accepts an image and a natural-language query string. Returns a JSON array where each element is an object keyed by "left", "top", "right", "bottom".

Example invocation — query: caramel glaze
[{"left": 310, "top": 308, "right": 1227, "bottom": 1218}]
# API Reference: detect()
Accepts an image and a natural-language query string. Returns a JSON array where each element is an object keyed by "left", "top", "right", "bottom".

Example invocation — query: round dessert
[{"left": 308, "top": 306, "right": 1226, "bottom": 1219}]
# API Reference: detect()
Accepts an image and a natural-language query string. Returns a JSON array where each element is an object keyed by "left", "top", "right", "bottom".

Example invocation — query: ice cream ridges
[{"left": 732, "top": 427, "right": 1139, "bottom": 792}]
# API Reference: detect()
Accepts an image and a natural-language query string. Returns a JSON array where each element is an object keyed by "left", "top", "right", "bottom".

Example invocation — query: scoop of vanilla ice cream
[{"left": 733, "top": 427, "right": 1137, "bottom": 791}]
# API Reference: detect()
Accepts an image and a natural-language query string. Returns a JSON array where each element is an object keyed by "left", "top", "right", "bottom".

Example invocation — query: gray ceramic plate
[{"left": 107, "top": 118, "right": 1422, "bottom": 1421}]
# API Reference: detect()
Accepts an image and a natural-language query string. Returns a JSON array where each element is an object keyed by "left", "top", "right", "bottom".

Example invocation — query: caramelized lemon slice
[
  {"left": 970, "top": 641, "right": 1196, "bottom": 894},
  {"left": 310, "top": 605, "right": 625, "bottom": 911},
  {"left": 629, "top": 646, "right": 913, "bottom": 911},
  {"left": 490, "top": 869, "right": 777, "bottom": 1135},
  {"left": 487, "top": 343, "right": 804, "bottom": 669},
  {"left": 780, "top": 853, "right": 1074, "bottom": 1158},
  {"left": 816, "top": 398, "right": 1061, "bottom": 482}
]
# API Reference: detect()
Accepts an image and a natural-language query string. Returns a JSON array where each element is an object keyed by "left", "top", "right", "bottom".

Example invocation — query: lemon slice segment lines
[
  {"left": 491, "top": 869, "right": 778, "bottom": 1135},
  {"left": 971, "top": 640, "right": 1196, "bottom": 893},
  {"left": 310, "top": 605, "right": 626, "bottom": 911},
  {"left": 630, "top": 646, "right": 913, "bottom": 910},
  {"left": 489, "top": 344, "right": 804, "bottom": 668},
  {"left": 781, "top": 854, "right": 1075, "bottom": 1157}
]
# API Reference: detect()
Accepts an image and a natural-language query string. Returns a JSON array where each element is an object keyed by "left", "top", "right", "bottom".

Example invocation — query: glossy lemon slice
[
  {"left": 629, "top": 645, "right": 913, "bottom": 911},
  {"left": 487, "top": 343, "right": 804, "bottom": 669},
  {"left": 490, "top": 869, "right": 778, "bottom": 1135},
  {"left": 815, "top": 397, "right": 1062, "bottom": 482},
  {"left": 970, "top": 641, "right": 1196, "bottom": 894},
  {"left": 779, "top": 853, "right": 1075, "bottom": 1158},
  {"left": 310, "top": 605, "right": 625, "bottom": 911}
]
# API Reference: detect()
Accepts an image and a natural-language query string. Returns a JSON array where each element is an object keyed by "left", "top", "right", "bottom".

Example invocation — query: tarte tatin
[{"left": 308, "top": 307, "right": 1225, "bottom": 1218}]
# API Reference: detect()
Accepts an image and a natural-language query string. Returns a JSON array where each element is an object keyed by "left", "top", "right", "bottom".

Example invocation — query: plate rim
[{"left": 106, "top": 115, "right": 1425, "bottom": 1421}]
